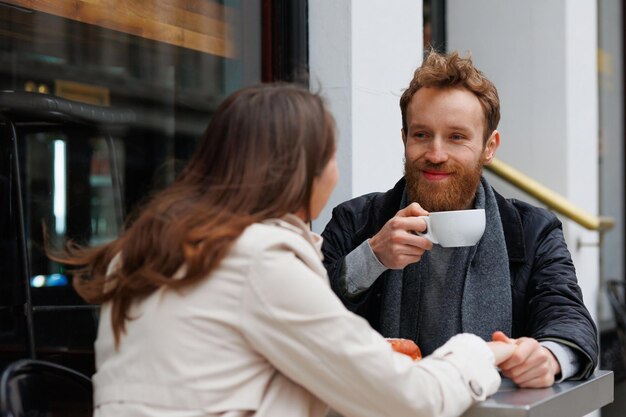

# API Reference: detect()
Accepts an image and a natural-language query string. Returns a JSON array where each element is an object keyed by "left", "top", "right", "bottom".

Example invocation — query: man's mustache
[{"left": 409, "top": 160, "right": 452, "bottom": 172}]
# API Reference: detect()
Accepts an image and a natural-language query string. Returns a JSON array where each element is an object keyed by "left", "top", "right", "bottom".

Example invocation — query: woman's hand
[{"left": 487, "top": 339, "right": 516, "bottom": 365}]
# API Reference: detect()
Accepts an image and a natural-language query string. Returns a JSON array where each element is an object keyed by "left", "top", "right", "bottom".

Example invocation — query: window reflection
[
  {"left": 26, "top": 132, "right": 125, "bottom": 279},
  {"left": 0, "top": 0, "right": 262, "bottom": 373}
]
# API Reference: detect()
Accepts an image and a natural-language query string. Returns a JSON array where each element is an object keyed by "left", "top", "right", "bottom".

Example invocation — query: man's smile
[{"left": 421, "top": 169, "right": 451, "bottom": 181}]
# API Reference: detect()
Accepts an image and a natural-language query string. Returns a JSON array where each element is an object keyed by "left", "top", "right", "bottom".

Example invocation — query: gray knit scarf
[{"left": 379, "top": 176, "right": 512, "bottom": 351}]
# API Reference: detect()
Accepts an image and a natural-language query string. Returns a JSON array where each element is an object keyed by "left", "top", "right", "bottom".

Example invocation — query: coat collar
[{"left": 262, "top": 214, "right": 324, "bottom": 258}]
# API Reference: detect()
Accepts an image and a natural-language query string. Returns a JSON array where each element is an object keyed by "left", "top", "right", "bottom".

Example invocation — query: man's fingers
[
  {"left": 500, "top": 346, "right": 560, "bottom": 388},
  {"left": 398, "top": 202, "right": 429, "bottom": 218},
  {"left": 383, "top": 219, "right": 432, "bottom": 248},
  {"left": 497, "top": 338, "right": 538, "bottom": 371},
  {"left": 397, "top": 254, "right": 424, "bottom": 265},
  {"left": 502, "top": 348, "right": 548, "bottom": 379},
  {"left": 501, "top": 366, "right": 554, "bottom": 388},
  {"left": 514, "top": 372, "right": 555, "bottom": 388},
  {"left": 402, "top": 233, "right": 433, "bottom": 250},
  {"left": 390, "top": 216, "right": 429, "bottom": 235},
  {"left": 369, "top": 211, "right": 433, "bottom": 270},
  {"left": 394, "top": 244, "right": 430, "bottom": 262},
  {"left": 509, "top": 361, "right": 553, "bottom": 385},
  {"left": 375, "top": 241, "right": 430, "bottom": 270}
]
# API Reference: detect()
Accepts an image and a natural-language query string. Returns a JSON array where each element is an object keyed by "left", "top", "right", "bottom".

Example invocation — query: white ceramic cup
[{"left": 416, "top": 208, "right": 485, "bottom": 247}]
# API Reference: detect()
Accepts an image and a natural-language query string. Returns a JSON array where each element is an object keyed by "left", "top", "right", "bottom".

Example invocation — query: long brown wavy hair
[{"left": 54, "top": 83, "right": 336, "bottom": 346}]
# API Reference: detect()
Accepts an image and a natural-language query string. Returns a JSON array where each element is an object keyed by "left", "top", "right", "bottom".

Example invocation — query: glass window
[{"left": 0, "top": 0, "right": 263, "bottom": 374}]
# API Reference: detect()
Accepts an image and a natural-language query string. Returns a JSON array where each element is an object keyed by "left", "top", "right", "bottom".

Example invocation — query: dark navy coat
[{"left": 321, "top": 178, "right": 598, "bottom": 379}]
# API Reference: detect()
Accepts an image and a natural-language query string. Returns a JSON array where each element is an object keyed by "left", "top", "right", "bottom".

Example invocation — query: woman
[{"left": 60, "top": 83, "right": 513, "bottom": 417}]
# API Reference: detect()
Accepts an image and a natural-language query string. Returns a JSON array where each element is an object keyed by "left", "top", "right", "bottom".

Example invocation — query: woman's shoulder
[
  {"left": 237, "top": 214, "right": 315, "bottom": 248},
  {"left": 234, "top": 215, "right": 325, "bottom": 275}
]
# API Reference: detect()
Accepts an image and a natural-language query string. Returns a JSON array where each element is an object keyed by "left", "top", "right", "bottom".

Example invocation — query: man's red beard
[{"left": 404, "top": 158, "right": 483, "bottom": 212}]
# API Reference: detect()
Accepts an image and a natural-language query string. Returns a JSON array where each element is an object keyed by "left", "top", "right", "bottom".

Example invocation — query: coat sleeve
[
  {"left": 240, "top": 244, "right": 501, "bottom": 417},
  {"left": 321, "top": 205, "right": 377, "bottom": 312},
  {"left": 521, "top": 212, "right": 599, "bottom": 379}
]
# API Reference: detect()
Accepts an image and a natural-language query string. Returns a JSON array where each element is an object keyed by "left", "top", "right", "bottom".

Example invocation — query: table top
[{"left": 462, "top": 370, "right": 614, "bottom": 417}]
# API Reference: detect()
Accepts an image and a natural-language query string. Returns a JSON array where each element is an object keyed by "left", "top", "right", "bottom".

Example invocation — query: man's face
[{"left": 402, "top": 87, "right": 499, "bottom": 212}]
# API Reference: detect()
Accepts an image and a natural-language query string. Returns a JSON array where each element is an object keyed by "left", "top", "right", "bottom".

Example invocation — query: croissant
[{"left": 386, "top": 338, "right": 422, "bottom": 361}]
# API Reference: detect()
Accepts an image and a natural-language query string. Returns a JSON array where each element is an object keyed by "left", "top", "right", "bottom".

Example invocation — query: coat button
[{"left": 469, "top": 379, "right": 483, "bottom": 397}]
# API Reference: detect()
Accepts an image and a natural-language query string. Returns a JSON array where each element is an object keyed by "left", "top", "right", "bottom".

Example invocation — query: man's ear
[
  {"left": 483, "top": 130, "right": 500, "bottom": 164},
  {"left": 401, "top": 128, "right": 407, "bottom": 147}
]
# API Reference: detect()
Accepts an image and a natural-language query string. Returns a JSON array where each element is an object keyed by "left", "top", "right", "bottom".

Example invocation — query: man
[{"left": 321, "top": 50, "right": 598, "bottom": 388}]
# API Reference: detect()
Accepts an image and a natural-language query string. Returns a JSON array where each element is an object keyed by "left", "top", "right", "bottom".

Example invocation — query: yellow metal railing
[{"left": 486, "top": 158, "right": 615, "bottom": 231}]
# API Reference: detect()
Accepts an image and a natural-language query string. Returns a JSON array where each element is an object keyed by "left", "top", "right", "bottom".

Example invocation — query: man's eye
[
  {"left": 414, "top": 132, "right": 428, "bottom": 139},
  {"left": 450, "top": 134, "right": 464, "bottom": 140}
]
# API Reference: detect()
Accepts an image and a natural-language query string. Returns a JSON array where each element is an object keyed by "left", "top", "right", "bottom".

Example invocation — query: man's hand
[
  {"left": 492, "top": 331, "right": 561, "bottom": 388},
  {"left": 368, "top": 203, "right": 433, "bottom": 269}
]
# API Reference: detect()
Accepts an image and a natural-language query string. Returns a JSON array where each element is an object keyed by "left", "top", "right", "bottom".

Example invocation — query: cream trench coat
[{"left": 93, "top": 215, "right": 501, "bottom": 417}]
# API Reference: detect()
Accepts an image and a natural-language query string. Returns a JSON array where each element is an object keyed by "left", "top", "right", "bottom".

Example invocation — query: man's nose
[{"left": 424, "top": 138, "right": 448, "bottom": 163}]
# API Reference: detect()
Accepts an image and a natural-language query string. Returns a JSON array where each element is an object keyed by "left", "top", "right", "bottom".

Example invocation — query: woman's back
[
  {"left": 94, "top": 216, "right": 333, "bottom": 417},
  {"left": 93, "top": 215, "right": 502, "bottom": 417}
]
